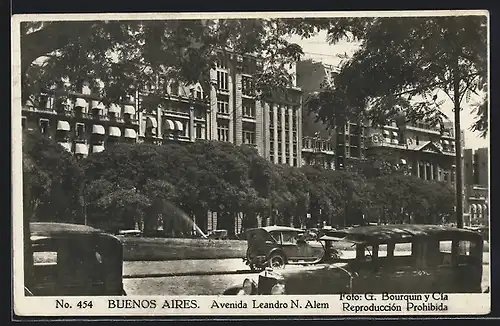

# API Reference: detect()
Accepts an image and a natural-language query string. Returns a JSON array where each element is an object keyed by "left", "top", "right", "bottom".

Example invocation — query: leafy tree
[
  {"left": 21, "top": 19, "right": 339, "bottom": 104},
  {"left": 300, "top": 165, "right": 337, "bottom": 228},
  {"left": 280, "top": 166, "right": 311, "bottom": 228},
  {"left": 22, "top": 131, "right": 84, "bottom": 222},
  {"left": 307, "top": 15, "right": 487, "bottom": 227}
]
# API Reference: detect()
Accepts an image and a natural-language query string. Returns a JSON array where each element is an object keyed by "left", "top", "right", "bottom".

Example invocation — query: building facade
[
  {"left": 22, "top": 82, "right": 140, "bottom": 157},
  {"left": 137, "top": 53, "right": 303, "bottom": 167},
  {"left": 463, "top": 147, "right": 489, "bottom": 225},
  {"left": 22, "top": 53, "right": 303, "bottom": 170},
  {"left": 366, "top": 119, "right": 457, "bottom": 183},
  {"left": 296, "top": 60, "right": 336, "bottom": 169}
]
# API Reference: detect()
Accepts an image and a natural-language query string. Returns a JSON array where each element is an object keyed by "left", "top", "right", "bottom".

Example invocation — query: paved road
[{"left": 123, "top": 252, "right": 489, "bottom": 295}]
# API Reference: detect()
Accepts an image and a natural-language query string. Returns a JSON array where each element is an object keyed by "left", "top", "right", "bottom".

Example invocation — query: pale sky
[{"left": 289, "top": 31, "right": 489, "bottom": 150}]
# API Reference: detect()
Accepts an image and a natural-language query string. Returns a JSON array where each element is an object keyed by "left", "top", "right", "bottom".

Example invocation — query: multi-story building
[
  {"left": 463, "top": 147, "right": 489, "bottom": 225},
  {"left": 22, "top": 82, "right": 140, "bottom": 157},
  {"left": 366, "top": 119, "right": 458, "bottom": 183},
  {"left": 296, "top": 60, "right": 462, "bottom": 181},
  {"left": 296, "top": 60, "right": 336, "bottom": 169},
  {"left": 137, "top": 52, "right": 303, "bottom": 168}
]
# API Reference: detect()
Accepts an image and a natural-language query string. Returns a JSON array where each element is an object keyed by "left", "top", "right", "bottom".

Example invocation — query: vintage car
[
  {"left": 25, "top": 222, "right": 126, "bottom": 296},
  {"left": 243, "top": 226, "right": 327, "bottom": 270},
  {"left": 225, "top": 224, "right": 485, "bottom": 295}
]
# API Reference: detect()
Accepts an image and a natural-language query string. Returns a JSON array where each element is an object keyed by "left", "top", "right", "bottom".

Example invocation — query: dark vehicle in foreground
[
  {"left": 225, "top": 224, "right": 485, "bottom": 295},
  {"left": 243, "top": 226, "right": 327, "bottom": 270},
  {"left": 25, "top": 222, "right": 126, "bottom": 296}
]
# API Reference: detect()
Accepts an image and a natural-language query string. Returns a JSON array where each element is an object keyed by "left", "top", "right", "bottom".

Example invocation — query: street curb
[{"left": 123, "top": 269, "right": 255, "bottom": 279}]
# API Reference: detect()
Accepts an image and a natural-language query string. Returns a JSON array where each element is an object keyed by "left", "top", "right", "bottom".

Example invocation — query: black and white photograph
[{"left": 12, "top": 10, "right": 490, "bottom": 316}]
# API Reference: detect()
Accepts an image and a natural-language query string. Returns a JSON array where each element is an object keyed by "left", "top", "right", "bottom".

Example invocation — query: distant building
[
  {"left": 463, "top": 147, "right": 489, "bottom": 225},
  {"left": 366, "top": 118, "right": 458, "bottom": 184},
  {"left": 296, "top": 59, "right": 460, "bottom": 179},
  {"left": 296, "top": 60, "right": 337, "bottom": 169}
]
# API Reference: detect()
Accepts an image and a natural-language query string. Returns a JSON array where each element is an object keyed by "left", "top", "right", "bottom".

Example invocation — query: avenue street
[{"left": 123, "top": 252, "right": 490, "bottom": 295}]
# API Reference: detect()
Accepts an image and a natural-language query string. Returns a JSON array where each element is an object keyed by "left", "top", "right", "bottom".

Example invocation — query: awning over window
[
  {"left": 477, "top": 205, "right": 483, "bottom": 213},
  {"left": 58, "top": 142, "right": 72, "bottom": 152},
  {"left": 163, "top": 119, "right": 175, "bottom": 131},
  {"left": 91, "top": 100, "right": 105, "bottom": 110},
  {"left": 382, "top": 130, "right": 390, "bottom": 135},
  {"left": 483, "top": 204, "right": 488, "bottom": 212},
  {"left": 392, "top": 131, "right": 398, "bottom": 137},
  {"left": 108, "top": 103, "right": 121, "bottom": 113},
  {"left": 124, "top": 128, "right": 137, "bottom": 139},
  {"left": 56, "top": 120, "right": 71, "bottom": 131},
  {"left": 123, "top": 105, "right": 136, "bottom": 115},
  {"left": 92, "top": 124, "right": 105, "bottom": 135},
  {"left": 174, "top": 120, "right": 184, "bottom": 132},
  {"left": 442, "top": 140, "right": 449, "bottom": 145},
  {"left": 146, "top": 116, "right": 158, "bottom": 128},
  {"left": 470, "top": 204, "right": 477, "bottom": 212},
  {"left": 109, "top": 126, "right": 122, "bottom": 137},
  {"left": 75, "top": 143, "right": 88, "bottom": 155},
  {"left": 92, "top": 145, "right": 105, "bottom": 153},
  {"left": 74, "top": 98, "right": 88, "bottom": 109}
]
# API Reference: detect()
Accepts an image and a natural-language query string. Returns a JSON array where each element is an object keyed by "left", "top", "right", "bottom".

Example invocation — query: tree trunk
[{"left": 452, "top": 58, "right": 464, "bottom": 229}]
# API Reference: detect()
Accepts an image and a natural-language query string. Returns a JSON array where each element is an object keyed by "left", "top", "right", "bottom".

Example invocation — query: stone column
[
  {"left": 263, "top": 102, "right": 270, "bottom": 158},
  {"left": 156, "top": 107, "right": 162, "bottom": 139},
  {"left": 281, "top": 105, "right": 286, "bottom": 164},
  {"left": 424, "top": 162, "right": 428, "bottom": 180},
  {"left": 209, "top": 70, "right": 218, "bottom": 140},
  {"left": 189, "top": 105, "right": 195, "bottom": 142},
  {"left": 273, "top": 104, "right": 278, "bottom": 162},
  {"left": 255, "top": 100, "right": 263, "bottom": 155},
  {"left": 416, "top": 161, "right": 421, "bottom": 179}
]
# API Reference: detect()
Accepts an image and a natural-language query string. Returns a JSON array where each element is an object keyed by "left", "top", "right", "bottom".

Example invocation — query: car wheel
[{"left": 268, "top": 253, "right": 286, "bottom": 269}]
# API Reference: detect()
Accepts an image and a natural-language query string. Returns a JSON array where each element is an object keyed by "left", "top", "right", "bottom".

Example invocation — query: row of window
[
  {"left": 302, "top": 138, "right": 334, "bottom": 151},
  {"left": 215, "top": 56, "right": 255, "bottom": 74},
  {"left": 269, "top": 141, "right": 298, "bottom": 154},
  {"left": 269, "top": 155, "right": 299, "bottom": 167}
]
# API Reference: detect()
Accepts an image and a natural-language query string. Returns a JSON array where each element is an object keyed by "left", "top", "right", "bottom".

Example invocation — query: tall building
[
  {"left": 296, "top": 60, "right": 337, "bottom": 169},
  {"left": 138, "top": 52, "right": 303, "bottom": 168}
]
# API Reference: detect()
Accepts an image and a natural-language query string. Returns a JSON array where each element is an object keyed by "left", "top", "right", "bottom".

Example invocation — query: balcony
[{"left": 22, "top": 106, "right": 57, "bottom": 115}]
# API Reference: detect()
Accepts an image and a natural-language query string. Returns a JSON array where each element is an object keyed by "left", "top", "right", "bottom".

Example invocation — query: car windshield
[{"left": 330, "top": 240, "right": 358, "bottom": 261}]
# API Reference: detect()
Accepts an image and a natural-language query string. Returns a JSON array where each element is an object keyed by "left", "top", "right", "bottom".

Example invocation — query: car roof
[
  {"left": 30, "top": 222, "right": 107, "bottom": 237},
  {"left": 325, "top": 224, "right": 482, "bottom": 243},
  {"left": 260, "top": 226, "right": 305, "bottom": 233}
]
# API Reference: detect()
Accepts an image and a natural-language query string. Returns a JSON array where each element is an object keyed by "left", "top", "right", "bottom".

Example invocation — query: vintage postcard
[{"left": 12, "top": 10, "right": 490, "bottom": 317}]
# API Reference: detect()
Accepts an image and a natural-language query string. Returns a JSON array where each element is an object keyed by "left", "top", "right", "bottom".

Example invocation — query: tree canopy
[
  {"left": 21, "top": 18, "right": 338, "bottom": 103},
  {"left": 23, "top": 134, "right": 457, "bottom": 235},
  {"left": 307, "top": 15, "right": 488, "bottom": 137}
]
